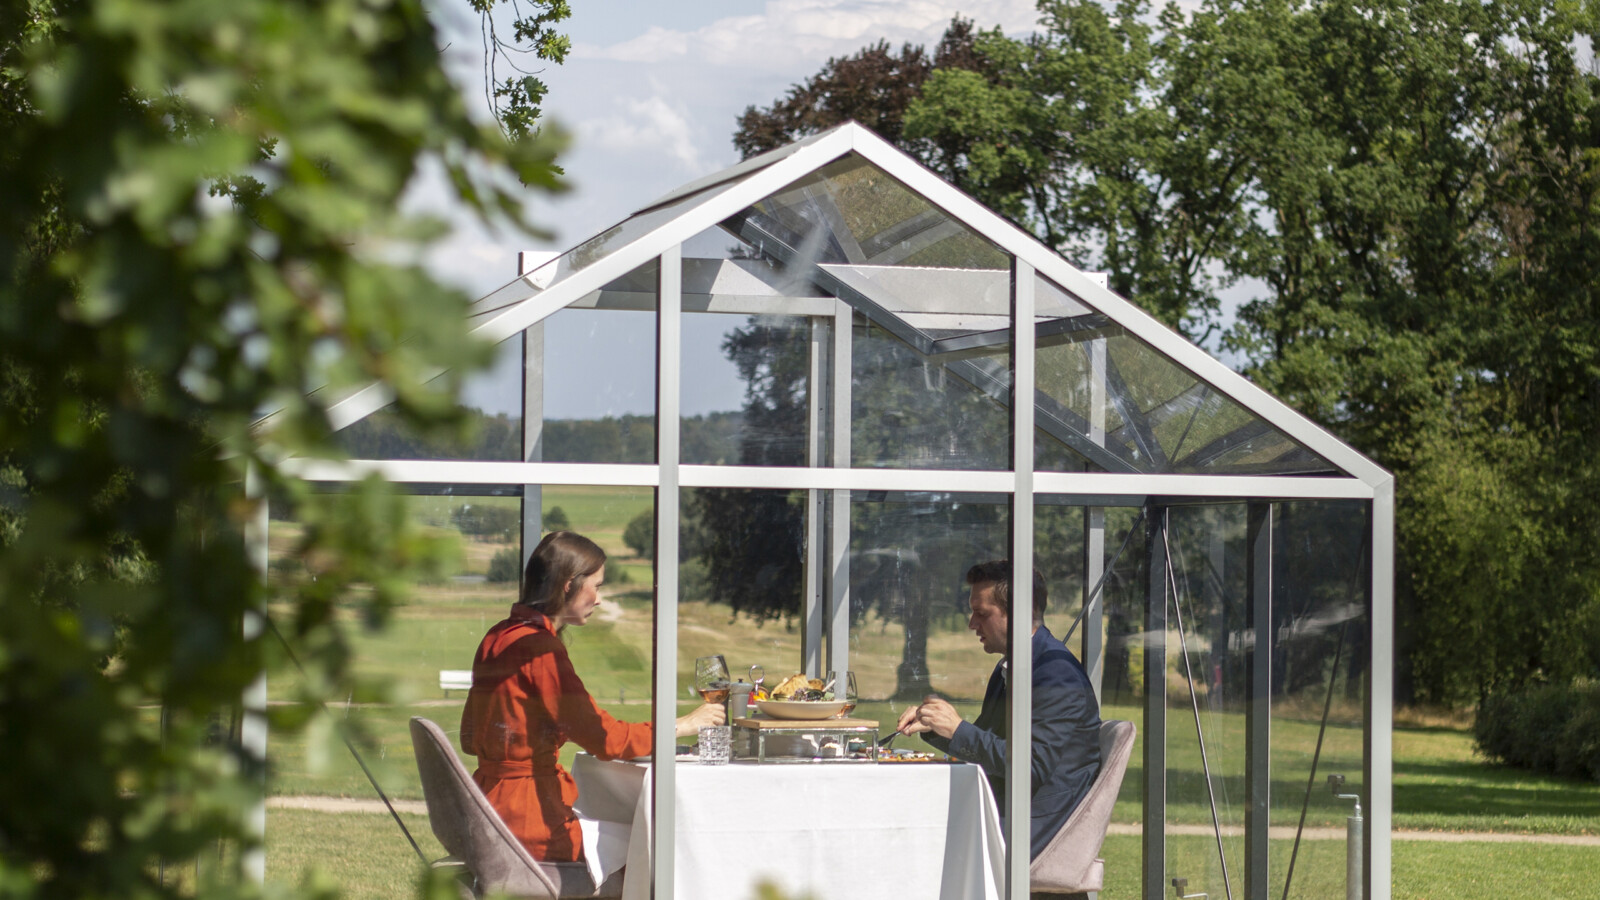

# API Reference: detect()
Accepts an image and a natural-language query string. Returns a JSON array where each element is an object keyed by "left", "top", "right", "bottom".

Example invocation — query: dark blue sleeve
[
  {"left": 939, "top": 649, "right": 1098, "bottom": 795},
  {"left": 942, "top": 718, "right": 1005, "bottom": 775}
]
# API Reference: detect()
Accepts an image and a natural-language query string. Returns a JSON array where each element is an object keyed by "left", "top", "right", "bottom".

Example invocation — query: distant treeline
[{"left": 336, "top": 409, "right": 746, "bottom": 464}]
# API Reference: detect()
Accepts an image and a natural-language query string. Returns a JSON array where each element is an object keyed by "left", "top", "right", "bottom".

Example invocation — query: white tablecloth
[{"left": 572, "top": 755, "right": 1005, "bottom": 900}]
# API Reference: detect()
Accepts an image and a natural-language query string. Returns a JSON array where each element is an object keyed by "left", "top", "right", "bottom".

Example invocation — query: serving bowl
[{"left": 754, "top": 698, "right": 848, "bottom": 720}]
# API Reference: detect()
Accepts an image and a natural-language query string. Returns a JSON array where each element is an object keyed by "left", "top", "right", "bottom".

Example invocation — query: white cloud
[
  {"left": 576, "top": 0, "right": 1042, "bottom": 72},
  {"left": 577, "top": 93, "right": 706, "bottom": 174}
]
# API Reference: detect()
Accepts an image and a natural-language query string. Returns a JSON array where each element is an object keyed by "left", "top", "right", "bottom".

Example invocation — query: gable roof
[{"left": 319, "top": 122, "right": 1388, "bottom": 486}]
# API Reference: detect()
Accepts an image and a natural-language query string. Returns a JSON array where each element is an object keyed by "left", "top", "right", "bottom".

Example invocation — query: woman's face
[{"left": 559, "top": 568, "right": 605, "bottom": 627}]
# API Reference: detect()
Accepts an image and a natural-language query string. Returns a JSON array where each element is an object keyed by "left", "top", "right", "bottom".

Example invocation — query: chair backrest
[
  {"left": 1030, "top": 719, "right": 1138, "bottom": 893},
  {"left": 409, "top": 717, "right": 559, "bottom": 899}
]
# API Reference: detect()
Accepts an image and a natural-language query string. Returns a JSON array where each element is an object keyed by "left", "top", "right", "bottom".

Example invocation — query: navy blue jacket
[{"left": 924, "top": 625, "right": 1102, "bottom": 859}]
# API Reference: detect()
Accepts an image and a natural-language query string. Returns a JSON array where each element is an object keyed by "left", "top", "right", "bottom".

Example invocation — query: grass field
[{"left": 257, "top": 492, "right": 1600, "bottom": 899}]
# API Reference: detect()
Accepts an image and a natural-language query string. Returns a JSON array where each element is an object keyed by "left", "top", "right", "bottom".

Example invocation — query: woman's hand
[{"left": 673, "top": 702, "right": 726, "bottom": 738}]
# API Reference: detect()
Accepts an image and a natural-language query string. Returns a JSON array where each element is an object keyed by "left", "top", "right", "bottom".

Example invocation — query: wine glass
[
  {"left": 695, "top": 655, "right": 731, "bottom": 706},
  {"left": 832, "top": 670, "right": 857, "bottom": 718}
]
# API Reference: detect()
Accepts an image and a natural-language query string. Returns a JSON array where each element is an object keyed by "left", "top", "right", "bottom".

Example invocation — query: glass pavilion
[{"left": 265, "top": 124, "right": 1393, "bottom": 900}]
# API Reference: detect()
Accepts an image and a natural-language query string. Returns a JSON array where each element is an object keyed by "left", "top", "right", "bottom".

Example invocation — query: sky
[
  {"left": 427, "top": 1, "right": 1049, "bottom": 417},
  {"left": 426, "top": 0, "right": 1044, "bottom": 297}
]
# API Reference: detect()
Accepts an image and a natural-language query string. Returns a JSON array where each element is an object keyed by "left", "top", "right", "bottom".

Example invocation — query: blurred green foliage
[{"left": 0, "top": 0, "right": 567, "bottom": 897}]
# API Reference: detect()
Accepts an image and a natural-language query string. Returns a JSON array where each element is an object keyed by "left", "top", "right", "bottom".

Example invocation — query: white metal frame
[{"left": 260, "top": 123, "right": 1395, "bottom": 900}]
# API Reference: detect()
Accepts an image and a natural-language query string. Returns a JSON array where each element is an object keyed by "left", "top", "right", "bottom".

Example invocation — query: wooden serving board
[{"left": 732, "top": 716, "right": 879, "bottom": 729}]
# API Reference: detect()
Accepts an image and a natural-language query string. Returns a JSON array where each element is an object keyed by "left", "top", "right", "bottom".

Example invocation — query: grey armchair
[
  {"left": 409, "top": 716, "right": 621, "bottom": 899},
  {"left": 1030, "top": 719, "right": 1137, "bottom": 899}
]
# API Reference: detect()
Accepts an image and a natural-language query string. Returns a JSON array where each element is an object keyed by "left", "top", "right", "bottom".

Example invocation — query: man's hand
[
  {"left": 895, "top": 704, "right": 926, "bottom": 735},
  {"left": 897, "top": 695, "right": 964, "bottom": 740}
]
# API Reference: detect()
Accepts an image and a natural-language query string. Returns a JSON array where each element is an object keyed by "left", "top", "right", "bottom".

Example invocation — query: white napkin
[{"left": 578, "top": 815, "right": 633, "bottom": 889}]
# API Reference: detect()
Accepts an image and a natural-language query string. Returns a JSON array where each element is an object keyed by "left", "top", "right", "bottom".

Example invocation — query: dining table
[{"left": 571, "top": 752, "right": 1006, "bottom": 900}]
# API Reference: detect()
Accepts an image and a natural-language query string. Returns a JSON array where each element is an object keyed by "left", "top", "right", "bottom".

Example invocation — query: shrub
[
  {"left": 454, "top": 503, "right": 519, "bottom": 541},
  {"left": 487, "top": 548, "right": 521, "bottom": 584},
  {"left": 1475, "top": 680, "right": 1600, "bottom": 782},
  {"left": 623, "top": 509, "right": 654, "bottom": 560},
  {"left": 604, "top": 558, "right": 631, "bottom": 586},
  {"left": 544, "top": 506, "right": 571, "bottom": 531}
]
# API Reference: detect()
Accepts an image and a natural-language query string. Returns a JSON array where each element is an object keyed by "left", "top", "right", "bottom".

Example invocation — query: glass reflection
[
  {"left": 852, "top": 320, "right": 1010, "bottom": 470},
  {"left": 733, "top": 154, "right": 1010, "bottom": 271},
  {"left": 1033, "top": 274, "right": 1342, "bottom": 476},
  {"left": 1163, "top": 504, "right": 1250, "bottom": 900},
  {"left": 681, "top": 313, "right": 812, "bottom": 467},
  {"left": 1269, "top": 501, "right": 1368, "bottom": 900}
]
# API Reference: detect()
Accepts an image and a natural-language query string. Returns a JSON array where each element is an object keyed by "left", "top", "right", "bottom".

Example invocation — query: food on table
[
  {"left": 879, "top": 749, "right": 941, "bottom": 762},
  {"left": 769, "top": 673, "right": 825, "bottom": 700}
]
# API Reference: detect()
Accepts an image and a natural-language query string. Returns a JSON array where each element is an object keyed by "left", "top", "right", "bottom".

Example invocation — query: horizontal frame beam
[{"left": 279, "top": 458, "right": 1376, "bottom": 500}]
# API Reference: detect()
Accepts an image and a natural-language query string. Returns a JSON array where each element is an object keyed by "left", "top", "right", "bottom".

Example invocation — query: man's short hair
[{"left": 965, "top": 560, "right": 1048, "bottom": 623}]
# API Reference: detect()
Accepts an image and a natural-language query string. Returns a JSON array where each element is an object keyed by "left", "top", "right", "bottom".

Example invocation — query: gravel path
[{"left": 268, "top": 796, "right": 1600, "bottom": 844}]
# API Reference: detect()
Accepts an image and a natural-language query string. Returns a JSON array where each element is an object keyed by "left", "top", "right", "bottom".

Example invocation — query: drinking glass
[
  {"left": 832, "top": 670, "right": 857, "bottom": 718},
  {"left": 698, "top": 725, "right": 732, "bottom": 765},
  {"left": 695, "top": 655, "right": 731, "bottom": 705}
]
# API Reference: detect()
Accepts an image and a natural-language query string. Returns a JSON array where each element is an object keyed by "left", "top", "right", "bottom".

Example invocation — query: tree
[
  {"left": 623, "top": 508, "right": 654, "bottom": 560},
  {"left": 732, "top": 0, "right": 1600, "bottom": 705},
  {"left": 1, "top": 1, "right": 567, "bottom": 896},
  {"left": 544, "top": 505, "right": 570, "bottom": 530},
  {"left": 473, "top": 0, "right": 575, "bottom": 140},
  {"left": 734, "top": 16, "right": 989, "bottom": 160}
]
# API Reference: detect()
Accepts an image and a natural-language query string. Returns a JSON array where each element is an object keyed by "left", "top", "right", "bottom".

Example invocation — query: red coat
[{"left": 459, "top": 606, "right": 653, "bottom": 862}]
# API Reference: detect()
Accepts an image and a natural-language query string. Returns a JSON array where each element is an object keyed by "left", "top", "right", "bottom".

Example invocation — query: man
[{"left": 896, "top": 561, "right": 1102, "bottom": 859}]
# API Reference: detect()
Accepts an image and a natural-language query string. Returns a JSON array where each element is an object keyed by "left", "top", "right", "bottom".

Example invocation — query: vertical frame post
[
  {"left": 802, "top": 318, "right": 828, "bottom": 676},
  {"left": 1245, "top": 503, "right": 1273, "bottom": 900},
  {"left": 1144, "top": 506, "right": 1168, "bottom": 900},
  {"left": 1007, "top": 260, "right": 1036, "bottom": 900},
  {"left": 1084, "top": 339, "right": 1108, "bottom": 699},
  {"left": 1369, "top": 482, "right": 1394, "bottom": 900},
  {"left": 1083, "top": 510, "right": 1105, "bottom": 700},
  {"left": 652, "top": 247, "right": 683, "bottom": 900},
  {"left": 826, "top": 300, "right": 852, "bottom": 678},
  {"left": 242, "top": 464, "right": 269, "bottom": 885},
  {"left": 518, "top": 251, "right": 552, "bottom": 566}
]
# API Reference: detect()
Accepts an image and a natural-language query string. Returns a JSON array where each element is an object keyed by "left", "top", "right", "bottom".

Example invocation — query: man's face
[{"left": 967, "top": 582, "right": 1009, "bottom": 655}]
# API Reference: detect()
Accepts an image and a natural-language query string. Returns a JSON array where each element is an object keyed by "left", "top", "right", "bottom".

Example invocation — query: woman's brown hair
[{"left": 520, "top": 531, "right": 607, "bottom": 620}]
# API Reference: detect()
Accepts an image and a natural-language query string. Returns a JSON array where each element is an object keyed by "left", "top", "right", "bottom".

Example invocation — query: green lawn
[
  {"left": 256, "top": 497, "right": 1600, "bottom": 899},
  {"left": 263, "top": 813, "right": 1600, "bottom": 900}
]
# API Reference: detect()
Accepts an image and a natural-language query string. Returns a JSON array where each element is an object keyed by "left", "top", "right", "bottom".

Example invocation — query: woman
[{"left": 459, "top": 530, "right": 722, "bottom": 890}]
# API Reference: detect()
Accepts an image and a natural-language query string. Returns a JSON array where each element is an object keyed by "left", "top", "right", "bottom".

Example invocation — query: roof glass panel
[
  {"left": 1032, "top": 274, "right": 1344, "bottom": 476},
  {"left": 722, "top": 153, "right": 1009, "bottom": 273},
  {"left": 468, "top": 178, "right": 745, "bottom": 320}
]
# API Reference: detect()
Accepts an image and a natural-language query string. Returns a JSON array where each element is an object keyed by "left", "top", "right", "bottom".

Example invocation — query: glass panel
[
  {"left": 850, "top": 491, "right": 1007, "bottom": 704},
  {"left": 1033, "top": 274, "right": 1344, "bottom": 475},
  {"left": 724, "top": 153, "right": 1016, "bottom": 359},
  {"left": 852, "top": 318, "right": 1011, "bottom": 470},
  {"left": 333, "top": 336, "right": 523, "bottom": 460},
  {"left": 1068, "top": 505, "right": 1150, "bottom": 888},
  {"left": 1164, "top": 504, "right": 1249, "bottom": 900},
  {"left": 678, "top": 225, "right": 819, "bottom": 467},
  {"left": 734, "top": 154, "right": 1010, "bottom": 271},
  {"left": 264, "top": 484, "right": 656, "bottom": 895},
  {"left": 681, "top": 312, "right": 812, "bottom": 466},
  {"left": 536, "top": 261, "right": 658, "bottom": 464},
  {"left": 469, "top": 179, "right": 745, "bottom": 318},
  {"left": 1270, "top": 500, "right": 1369, "bottom": 900}
]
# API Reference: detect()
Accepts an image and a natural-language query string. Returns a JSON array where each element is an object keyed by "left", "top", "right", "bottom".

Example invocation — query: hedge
[{"left": 1474, "top": 681, "right": 1600, "bottom": 782}]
